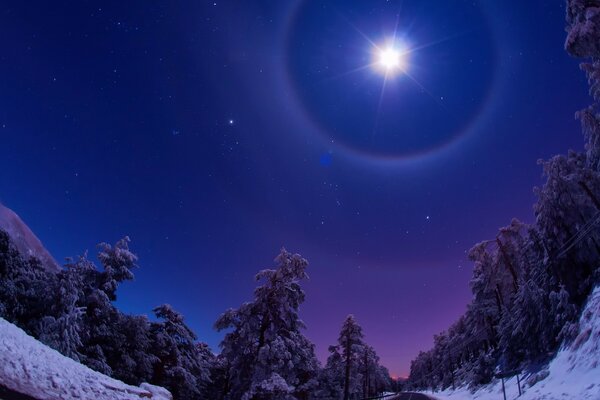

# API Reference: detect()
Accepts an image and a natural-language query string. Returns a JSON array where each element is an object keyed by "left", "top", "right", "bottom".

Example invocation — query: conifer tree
[{"left": 215, "top": 249, "right": 319, "bottom": 400}]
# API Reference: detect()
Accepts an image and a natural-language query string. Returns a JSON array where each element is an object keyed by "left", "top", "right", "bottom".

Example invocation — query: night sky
[{"left": 0, "top": 1, "right": 591, "bottom": 377}]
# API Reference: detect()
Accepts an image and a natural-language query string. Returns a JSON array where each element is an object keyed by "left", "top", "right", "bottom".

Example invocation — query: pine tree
[
  {"left": 36, "top": 256, "right": 89, "bottom": 361},
  {"left": 407, "top": 4, "right": 600, "bottom": 390},
  {"left": 215, "top": 249, "right": 319, "bottom": 400},
  {"left": 1, "top": 230, "right": 216, "bottom": 395},
  {"left": 498, "top": 274, "right": 548, "bottom": 369},
  {"left": 0, "top": 229, "right": 59, "bottom": 333},
  {"left": 76, "top": 242, "right": 134, "bottom": 377},
  {"left": 151, "top": 304, "right": 211, "bottom": 400},
  {"left": 37, "top": 303, "right": 84, "bottom": 362},
  {"left": 550, "top": 285, "right": 579, "bottom": 344},
  {"left": 336, "top": 315, "right": 365, "bottom": 400},
  {"left": 97, "top": 237, "right": 137, "bottom": 301},
  {"left": 314, "top": 346, "right": 345, "bottom": 399},
  {"left": 359, "top": 345, "right": 383, "bottom": 398},
  {"left": 111, "top": 314, "right": 157, "bottom": 385},
  {"left": 205, "top": 355, "right": 230, "bottom": 400}
]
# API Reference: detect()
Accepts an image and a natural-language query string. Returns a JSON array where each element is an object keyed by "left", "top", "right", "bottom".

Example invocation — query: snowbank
[
  {"left": 0, "top": 317, "right": 171, "bottom": 400},
  {"left": 423, "top": 286, "right": 600, "bottom": 400}
]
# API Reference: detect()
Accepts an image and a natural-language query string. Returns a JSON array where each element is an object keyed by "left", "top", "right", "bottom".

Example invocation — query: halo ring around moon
[{"left": 280, "top": 1, "right": 504, "bottom": 166}]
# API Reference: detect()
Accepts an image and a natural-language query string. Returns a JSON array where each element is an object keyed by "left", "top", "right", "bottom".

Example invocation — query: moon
[{"left": 376, "top": 46, "right": 407, "bottom": 74}]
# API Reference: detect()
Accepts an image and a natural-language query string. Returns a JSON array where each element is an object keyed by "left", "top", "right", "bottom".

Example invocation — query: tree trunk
[
  {"left": 579, "top": 180, "right": 600, "bottom": 209},
  {"left": 363, "top": 352, "right": 368, "bottom": 399},
  {"left": 496, "top": 238, "right": 519, "bottom": 291},
  {"left": 344, "top": 336, "right": 351, "bottom": 400}
]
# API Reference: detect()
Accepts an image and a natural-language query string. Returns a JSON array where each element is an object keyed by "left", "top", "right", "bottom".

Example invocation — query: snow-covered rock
[
  {"left": 0, "top": 317, "right": 172, "bottom": 400},
  {"left": 0, "top": 203, "right": 60, "bottom": 272},
  {"left": 423, "top": 286, "right": 600, "bottom": 400}
]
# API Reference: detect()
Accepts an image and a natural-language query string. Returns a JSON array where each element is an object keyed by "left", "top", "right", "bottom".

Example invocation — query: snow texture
[
  {"left": 0, "top": 317, "right": 172, "bottom": 400},
  {"left": 423, "top": 286, "right": 600, "bottom": 400},
  {"left": 0, "top": 203, "right": 60, "bottom": 272}
]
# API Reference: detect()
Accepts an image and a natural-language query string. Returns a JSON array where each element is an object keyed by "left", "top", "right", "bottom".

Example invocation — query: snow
[
  {"left": 421, "top": 286, "right": 600, "bottom": 400},
  {"left": 0, "top": 203, "right": 60, "bottom": 272},
  {"left": 0, "top": 317, "right": 172, "bottom": 400}
]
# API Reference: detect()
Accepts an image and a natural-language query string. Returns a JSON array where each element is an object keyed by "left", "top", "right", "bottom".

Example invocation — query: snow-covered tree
[
  {"left": 407, "top": 6, "right": 600, "bottom": 388},
  {"left": 534, "top": 152, "right": 600, "bottom": 303},
  {"left": 498, "top": 273, "right": 548, "bottom": 369},
  {"left": 205, "top": 354, "right": 230, "bottom": 400},
  {"left": 566, "top": 0, "right": 600, "bottom": 59},
  {"left": 215, "top": 249, "right": 319, "bottom": 400},
  {"left": 359, "top": 345, "right": 377, "bottom": 398},
  {"left": 0, "top": 229, "right": 217, "bottom": 396},
  {"left": 408, "top": 350, "right": 435, "bottom": 391},
  {"left": 550, "top": 285, "right": 579, "bottom": 343},
  {"left": 97, "top": 237, "right": 137, "bottom": 301},
  {"left": 0, "top": 230, "right": 48, "bottom": 326},
  {"left": 111, "top": 314, "right": 157, "bottom": 385},
  {"left": 467, "top": 241, "right": 503, "bottom": 347},
  {"left": 316, "top": 322, "right": 391, "bottom": 400},
  {"left": 76, "top": 244, "right": 132, "bottom": 376},
  {"left": 313, "top": 346, "right": 345, "bottom": 399},
  {"left": 150, "top": 304, "right": 211, "bottom": 400},
  {"left": 359, "top": 345, "right": 391, "bottom": 397},
  {"left": 336, "top": 315, "right": 365, "bottom": 400},
  {"left": 36, "top": 302, "right": 84, "bottom": 362},
  {"left": 35, "top": 255, "right": 91, "bottom": 361}
]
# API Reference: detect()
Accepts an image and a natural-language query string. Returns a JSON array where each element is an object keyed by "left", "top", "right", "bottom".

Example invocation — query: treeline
[
  {"left": 0, "top": 233, "right": 392, "bottom": 399},
  {"left": 408, "top": 1, "right": 600, "bottom": 391}
]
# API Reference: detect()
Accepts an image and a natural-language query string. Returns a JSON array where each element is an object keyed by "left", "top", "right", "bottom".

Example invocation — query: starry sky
[{"left": 0, "top": 1, "right": 592, "bottom": 377}]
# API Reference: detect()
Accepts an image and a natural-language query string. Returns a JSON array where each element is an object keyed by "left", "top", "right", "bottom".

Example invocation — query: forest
[
  {"left": 407, "top": 0, "right": 600, "bottom": 391},
  {"left": 0, "top": 235, "right": 394, "bottom": 399}
]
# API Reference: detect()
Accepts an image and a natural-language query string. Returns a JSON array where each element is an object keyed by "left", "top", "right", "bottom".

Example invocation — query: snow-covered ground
[
  {"left": 423, "top": 286, "right": 600, "bottom": 400},
  {"left": 0, "top": 317, "right": 171, "bottom": 400}
]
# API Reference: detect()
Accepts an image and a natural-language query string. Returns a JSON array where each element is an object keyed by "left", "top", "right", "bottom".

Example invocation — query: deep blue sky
[{"left": 0, "top": 1, "right": 590, "bottom": 376}]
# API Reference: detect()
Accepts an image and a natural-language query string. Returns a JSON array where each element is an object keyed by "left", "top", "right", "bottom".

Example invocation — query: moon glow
[{"left": 377, "top": 47, "right": 406, "bottom": 74}]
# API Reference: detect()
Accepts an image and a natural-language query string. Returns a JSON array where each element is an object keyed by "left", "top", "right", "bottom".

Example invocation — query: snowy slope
[
  {"left": 0, "top": 317, "right": 172, "bottom": 400},
  {"left": 423, "top": 286, "right": 600, "bottom": 400},
  {"left": 0, "top": 203, "right": 60, "bottom": 272}
]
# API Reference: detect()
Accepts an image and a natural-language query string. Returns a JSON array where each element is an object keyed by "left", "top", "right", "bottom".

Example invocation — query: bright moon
[{"left": 376, "top": 47, "right": 406, "bottom": 74}]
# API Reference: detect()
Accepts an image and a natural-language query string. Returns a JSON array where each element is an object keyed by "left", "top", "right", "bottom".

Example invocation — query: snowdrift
[
  {"left": 0, "top": 317, "right": 171, "bottom": 400},
  {"left": 424, "top": 285, "right": 600, "bottom": 400}
]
